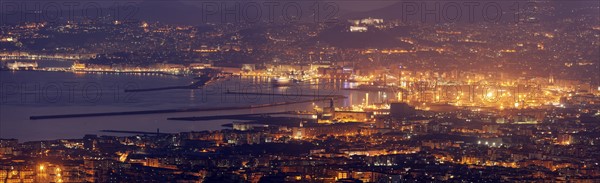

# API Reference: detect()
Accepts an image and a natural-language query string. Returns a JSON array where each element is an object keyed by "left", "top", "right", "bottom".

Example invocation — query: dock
[{"left": 29, "top": 98, "right": 338, "bottom": 120}]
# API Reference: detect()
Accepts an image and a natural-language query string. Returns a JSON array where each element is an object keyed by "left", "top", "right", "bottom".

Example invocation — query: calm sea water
[{"left": 0, "top": 69, "right": 387, "bottom": 141}]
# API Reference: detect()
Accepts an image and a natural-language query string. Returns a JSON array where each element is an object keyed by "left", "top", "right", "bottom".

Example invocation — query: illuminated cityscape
[{"left": 0, "top": 0, "right": 599, "bottom": 182}]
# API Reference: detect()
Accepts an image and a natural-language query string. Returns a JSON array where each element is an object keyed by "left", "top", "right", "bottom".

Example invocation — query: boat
[{"left": 271, "top": 77, "right": 292, "bottom": 87}]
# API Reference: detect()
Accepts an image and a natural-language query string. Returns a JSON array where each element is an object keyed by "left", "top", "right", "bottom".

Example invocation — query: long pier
[
  {"left": 101, "top": 130, "right": 169, "bottom": 135},
  {"left": 124, "top": 85, "right": 191, "bottom": 92},
  {"left": 224, "top": 91, "right": 346, "bottom": 98},
  {"left": 29, "top": 98, "right": 337, "bottom": 120},
  {"left": 167, "top": 111, "right": 313, "bottom": 121}
]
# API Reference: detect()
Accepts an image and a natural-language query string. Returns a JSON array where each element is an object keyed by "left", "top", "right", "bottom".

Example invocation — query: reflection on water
[{"left": 0, "top": 71, "right": 391, "bottom": 141}]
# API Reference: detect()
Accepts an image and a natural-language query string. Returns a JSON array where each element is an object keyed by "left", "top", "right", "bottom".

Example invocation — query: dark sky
[
  {"left": 313, "top": 1, "right": 398, "bottom": 12},
  {"left": 3, "top": 0, "right": 598, "bottom": 25},
  {"left": 177, "top": 0, "right": 399, "bottom": 12}
]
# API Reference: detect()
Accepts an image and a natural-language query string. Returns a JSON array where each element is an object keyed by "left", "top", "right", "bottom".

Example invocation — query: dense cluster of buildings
[
  {"left": 1, "top": 1, "right": 599, "bottom": 182},
  {"left": 1, "top": 3, "right": 598, "bottom": 83},
  {"left": 1, "top": 91, "right": 599, "bottom": 182}
]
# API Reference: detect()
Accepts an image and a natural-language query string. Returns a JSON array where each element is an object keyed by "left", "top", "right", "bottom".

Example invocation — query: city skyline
[{"left": 0, "top": 0, "right": 599, "bottom": 182}]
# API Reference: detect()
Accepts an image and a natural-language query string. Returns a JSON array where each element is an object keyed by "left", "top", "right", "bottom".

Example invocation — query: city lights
[{"left": 1, "top": 0, "right": 599, "bottom": 182}]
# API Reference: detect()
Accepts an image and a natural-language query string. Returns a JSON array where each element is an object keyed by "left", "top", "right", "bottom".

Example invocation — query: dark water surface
[{"left": 0, "top": 71, "right": 385, "bottom": 141}]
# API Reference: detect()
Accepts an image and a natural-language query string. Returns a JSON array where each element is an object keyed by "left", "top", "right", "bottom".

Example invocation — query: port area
[{"left": 29, "top": 98, "right": 336, "bottom": 120}]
